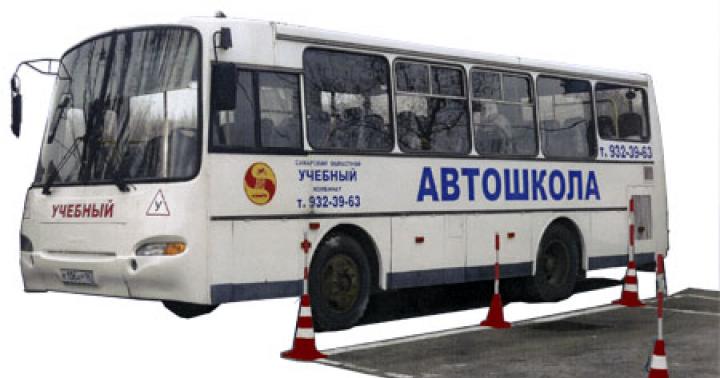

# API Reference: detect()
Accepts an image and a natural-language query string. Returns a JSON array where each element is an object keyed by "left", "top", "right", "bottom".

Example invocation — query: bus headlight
[{"left": 136, "top": 242, "right": 186, "bottom": 256}]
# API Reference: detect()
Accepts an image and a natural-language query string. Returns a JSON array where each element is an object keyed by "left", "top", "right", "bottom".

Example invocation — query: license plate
[{"left": 60, "top": 269, "right": 96, "bottom": 286}]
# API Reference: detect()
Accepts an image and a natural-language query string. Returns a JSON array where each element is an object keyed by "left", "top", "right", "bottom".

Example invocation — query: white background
[{"left": 0, "top": 1, "right": 718, "bottom": 377}]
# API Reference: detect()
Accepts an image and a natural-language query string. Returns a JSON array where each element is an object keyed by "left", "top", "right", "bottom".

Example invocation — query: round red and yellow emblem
[{"left": 243, "top": 162, "right": 277, "bottom": 205}]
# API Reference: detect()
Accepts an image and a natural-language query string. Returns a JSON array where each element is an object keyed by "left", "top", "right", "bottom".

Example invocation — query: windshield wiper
[
  {"left": 41, "top": 161, "right": 59, "bottom": 195},
  {"left": 111, "top": 164, "right": 130, "bottom": 192},
  {"left": 47, "top": 96, "right": 71, "bottom": 144},
  {"left": 41, "top": 135, "right": 82, "bottom": 195},
  {"left": 42, "top": 139, "right": 132, "bottom": 194}
]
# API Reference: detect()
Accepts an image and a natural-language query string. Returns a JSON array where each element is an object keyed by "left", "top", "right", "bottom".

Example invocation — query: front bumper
[{"left": 20, "top": 250, "right": 209, "bottom": 304}]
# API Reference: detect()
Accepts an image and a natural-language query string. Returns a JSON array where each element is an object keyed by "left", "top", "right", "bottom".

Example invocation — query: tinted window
[
  {"left": 396, "top": 61, "right": 429, "bottom": 93},
  {"left": 432, "top": 66, "right": 464, "bottom": 96},
  {"left": 303, "top": 49, "right": 393, "bottom": 151},
  {"left": 471, "top": 70, "right": 536, "bottom": 156},
  {"left": 216, "top": 70, "right": 255, "bottom": 148},
  {"left": 595, "top": 83, "right": 649, "bottom": 142},
  {"left": 471, "top": 71, "right": 501, "bottom": 100},
  {"left": 537, "top": 76, "right": 595, "bottom": 158},
  {"left": 396, "top": 61, "right": 470, "bottom": 154},
  {"left": 258, "top": 73, "right": 302, "bottom": 148},
  {"left": 35, "top": 28, "right": 201, "bottom": 185},
  {"left": 212, "top": 70, "right": 301, "bottom": 150},
  {"left": 503, "top": 75, "right": 532, "bottom": 103}
]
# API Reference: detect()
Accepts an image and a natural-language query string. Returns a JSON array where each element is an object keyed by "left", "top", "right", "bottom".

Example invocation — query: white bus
[{"left": 13, "top": 15, "right": 667, "bottom": 330}]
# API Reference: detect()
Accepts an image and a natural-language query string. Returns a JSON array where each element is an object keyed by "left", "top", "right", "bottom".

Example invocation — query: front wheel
[
  {"left": 310, "top": 234, "right": 371, "bottom": 331},
  {"left": 525, "top": 224, "right": 580, "bottom": 302},
  {"left": 163, "top": 301, "right": 218, "bottom": 319}
]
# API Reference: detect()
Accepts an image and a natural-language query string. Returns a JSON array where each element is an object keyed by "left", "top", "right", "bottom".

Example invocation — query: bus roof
[{"left": 186, "top": 16, "right": 650, "bottom": 86}]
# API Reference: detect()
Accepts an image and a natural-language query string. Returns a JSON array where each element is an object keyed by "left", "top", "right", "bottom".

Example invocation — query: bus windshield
[{"left": 34, "top": 27, "right": 200, "bottom": 187}]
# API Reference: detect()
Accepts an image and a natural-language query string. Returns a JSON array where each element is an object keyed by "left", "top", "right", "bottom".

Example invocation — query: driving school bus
[{"left": 12, "top": 15, "right": 667, "bottom": 330}]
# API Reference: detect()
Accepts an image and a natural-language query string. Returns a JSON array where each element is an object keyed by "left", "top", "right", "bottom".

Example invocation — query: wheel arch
[{"left": 316, "top": 223, "right": 382, "bottom": 293}]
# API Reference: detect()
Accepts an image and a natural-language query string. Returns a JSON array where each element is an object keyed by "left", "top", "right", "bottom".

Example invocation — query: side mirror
[
  {"left": 10, "top": 75, "right": 22, "bottom": 137},
  {"left": 218, "top": 27, "right": 233, "bottom": 50},
  {"left": 211, "top": 63, "right": 237, "bottom": 111}
]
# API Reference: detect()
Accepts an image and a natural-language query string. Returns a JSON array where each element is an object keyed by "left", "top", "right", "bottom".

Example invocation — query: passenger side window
[
  {"left": 303, "top": 49, "right": 393, "bottom": 151},
  {"left": 396, "top": 61, "right": 470, "bottom": 154},
  {"left": 537, "top": 76, "right": 595, "bottom": 158},
  {"left": 396, "top": 61, "right": 429, "bottom": 93},
  {"left": 212, "top": 69, "right": 302, "bottom": 150},
  {"left": 595, "top": 83, "right": 649, "bottom": 142},
  {"left": 471, "top": 70, "right": 537, "bottom": 156}
]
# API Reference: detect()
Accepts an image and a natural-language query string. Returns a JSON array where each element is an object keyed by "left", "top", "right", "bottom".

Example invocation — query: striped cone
[
  {"left": 648, "top": 254, "right": 669, "bottom": 377},
  {"left": 648, "top": 340, "right": 669, "bottom": 377},
  {"left": 281, "top": 237, "right": 326, "bottom": 361},
  {"left": 481, "top": 233, "right": 511, "bottom": 329},
  {"left": 613, "top": 199, "right": 645, "bottom": 307},
  {"left": 612, "top": 258, "right": 645, "bottom": 307}
]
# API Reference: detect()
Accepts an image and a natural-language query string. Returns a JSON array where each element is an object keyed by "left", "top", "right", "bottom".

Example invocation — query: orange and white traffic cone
[
  {"left": 481, "top": 233, "right": 511, "bottom": 329},
  {"left": 613, "top": 199, "right": 645, "bottom": 307},
  {"left": 647, "top": 253, "right": 669, "bottom": 378},
  {"left": 281, "top": 235, "right": 326, "bottom": 361}
]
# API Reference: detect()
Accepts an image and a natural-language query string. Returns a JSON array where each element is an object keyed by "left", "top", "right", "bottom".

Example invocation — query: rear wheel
[
  {"left": 310, "top": 234, "right": 371, "bottom": 331},
  {"left": 526, "top": 224, "right": 580, "bottom": 302},
  {"left": 163, "top": 301, "right": 218, "bottom": 319}
]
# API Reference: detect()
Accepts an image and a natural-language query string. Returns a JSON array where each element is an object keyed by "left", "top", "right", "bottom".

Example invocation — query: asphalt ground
[{"left": 316, "top": 288, "right": 720, "bottom": 377}]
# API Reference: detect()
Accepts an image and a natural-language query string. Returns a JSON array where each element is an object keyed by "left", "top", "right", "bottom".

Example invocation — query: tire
[
  {"left": 163, "top": 301, "right": 218, "bottom": 319},
  {"left": 525, "top": 224, "right": 580, "bottom": 302},
  {"left": 310, "top": 234, "right": 371, "bottom": 331}
]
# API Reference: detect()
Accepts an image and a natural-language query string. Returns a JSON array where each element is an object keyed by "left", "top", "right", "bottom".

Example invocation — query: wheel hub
[{"left": 321, "top": 254, "right": 360, "bottom": 312}]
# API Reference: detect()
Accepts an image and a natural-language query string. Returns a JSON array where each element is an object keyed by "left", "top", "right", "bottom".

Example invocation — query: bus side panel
[
  {"left": 207, "top": 221, "right": 233, "bottom": 293},
  {"left": 466, "top": 214, "right": 533, "bottom": 279},
  {"left": 587, "top": 211, "right": 628, "bottom": 268},
  {"left": 390, "top": 216, "right": 463, "bottom": 288},
  {"left": 208, "top": 217, "right": 392, "bottom": 301},
  {"left": 208, "top": 220, "right": 304, "bottom": 304},
  {"left": 586, "top": 164, "right": 659, "bottom": 269}
]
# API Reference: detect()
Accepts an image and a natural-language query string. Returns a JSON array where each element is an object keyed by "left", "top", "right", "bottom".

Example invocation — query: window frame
[
  {"left": 536, "top": 74, "right": 598, "bottom": 161},
  {"left": 469, "top": 67, "right": 539, "bottom": 158},
  {"left": 393, "top": 58, "right": 472, "bottom": 156},
  {"left": 302, "top": 47, "right": 395, "bottom": 154},
  {"left": 394, "top": 59, "right": 468, "bottom": 100},
  {"left": 594, "top": 81, "right": 651, "bottom": 143},
  {"left": 209, "top": 65, "right": 306, "bottom": 155}
]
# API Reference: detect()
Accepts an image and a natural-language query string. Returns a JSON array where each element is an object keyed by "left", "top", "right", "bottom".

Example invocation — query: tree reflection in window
[
  {"left": 396, "top": 62, "right": 469, "bottom": 154},
  {"left": 303, "top": 49, "right": 393, "bottom": 151}
]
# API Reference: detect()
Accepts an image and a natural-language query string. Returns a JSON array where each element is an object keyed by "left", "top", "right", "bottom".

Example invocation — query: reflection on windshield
[{"left": 34, "top": 28, "right": 200, "bottom": 186}]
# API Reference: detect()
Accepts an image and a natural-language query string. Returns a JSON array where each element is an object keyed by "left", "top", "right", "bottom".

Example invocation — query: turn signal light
[
  {"left": 163, "top": 242, "right": 186, "bottom": 256},
  {"left": 136, "top": 242, "right": 186, "bottom": 256}
]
